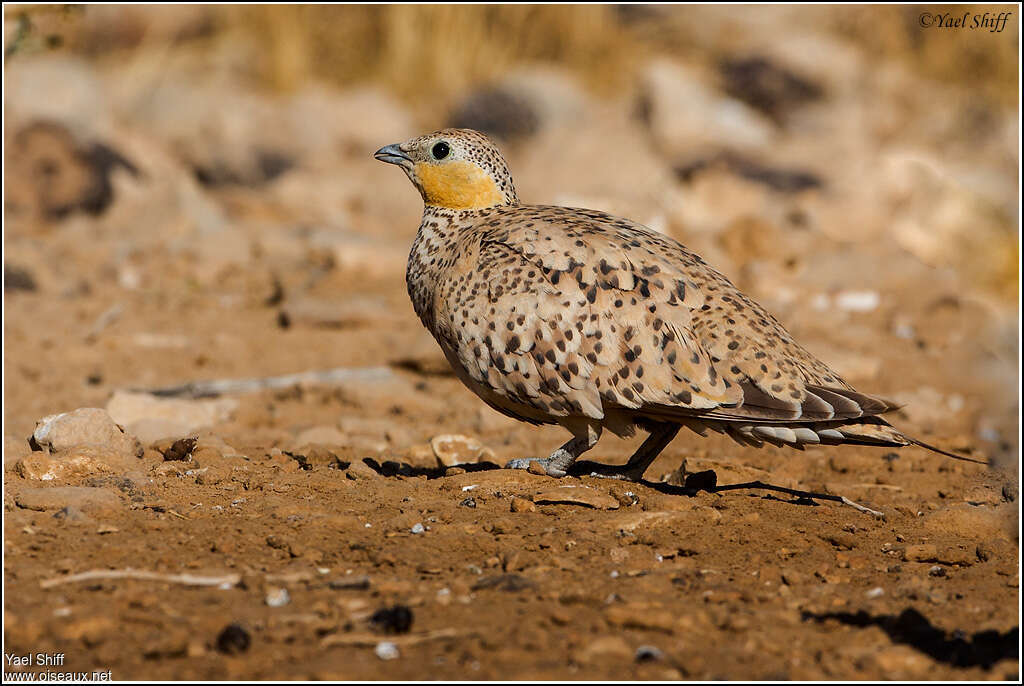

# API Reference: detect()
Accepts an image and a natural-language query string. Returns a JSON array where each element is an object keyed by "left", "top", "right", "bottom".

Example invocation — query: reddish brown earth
[{"left": 3, "top": 5, "right": 1019, "bottom": 680}]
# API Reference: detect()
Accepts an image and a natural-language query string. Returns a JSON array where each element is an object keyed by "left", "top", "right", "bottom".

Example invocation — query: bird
[{"left": 374, "top": 128, "right": 982, "bottom": 482}]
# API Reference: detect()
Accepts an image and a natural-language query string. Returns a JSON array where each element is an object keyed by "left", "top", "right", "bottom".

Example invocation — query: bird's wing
[{"left": 462, "top": 205, "right": 899, "bottom": 425}]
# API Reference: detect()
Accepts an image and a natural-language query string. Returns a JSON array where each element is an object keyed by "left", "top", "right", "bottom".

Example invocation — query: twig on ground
[
  {"left": 132, "top": 366, "right": 394, "bottom": 399},
  {"left": 40, "top": 569, "right": 241, "bottom": 589},
  {"left": 320, "top": 628, "right": 468, "bottom": 648}
]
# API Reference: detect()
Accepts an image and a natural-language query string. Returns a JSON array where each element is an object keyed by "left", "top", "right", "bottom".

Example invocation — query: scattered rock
[
  {"left": 374, "top": 641, "right": 399, "bottom": 661},
  {"left": 510, "top": 496, "right": 536, "bottom": 513},
  {"left": 448, "top": 87, "right": 540, "bottom": 141},
  {"left": 430, "top": 434, "right": 485, "bottom": 467},
  {"left": 215, "top": 624, "right": 250, "bottom": 655},
  {"left": 604, "top": 603, "right": 676, "bottom": 633},
  {"left": 718, "top": 55, "right": 823, "bottom": 123},
  {"left": 265, "top": 587, "right": 290, "bottom": 608},
  {"left": 15, "top": 487, "right": 123, "bottom": 515},
  {"left": 161, "top": 436, "right": 197, "bottom": 462},
  {"left": 578, "top": 635, "right": 633, "bottom": 663},
  {"left": 369, "top": 605, "right": 413, "bottom": 635},
  {"left": 15, "top": 447, "right": 139, "bottom": 481},
  {"left": 4, "top": 263, "right": 37, "bottom": 292},
  {"left": 106, "top": 391, "right": 237, "bottom": 445},
  {"left": 345, "top": 460, "right": 381, "bottom": 480},
  {"left": 903, "top": 544, "right": 938, "bottom": 563},
  {"left": 635, "top": 645, "right": 665, "bottom": 663},
  {"left": 31, "top": 408, "right": 140, "bottom": 458}
]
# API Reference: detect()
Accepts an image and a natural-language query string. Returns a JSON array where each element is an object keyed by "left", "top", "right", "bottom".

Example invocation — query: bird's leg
[
  {"left": 505, "top": 422, "right": 601, "bottom": 477},
  {"left": 578, "top": 423, "right": 681, "bottom": 482}
]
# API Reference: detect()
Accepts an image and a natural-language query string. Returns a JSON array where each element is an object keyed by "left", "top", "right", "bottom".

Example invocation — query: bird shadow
[
  {"left": 802, "top": 607, "right": 1019, "bottom": 670},
  {"left": 356, "top": 457, "right": 829, "bottom": 510}
]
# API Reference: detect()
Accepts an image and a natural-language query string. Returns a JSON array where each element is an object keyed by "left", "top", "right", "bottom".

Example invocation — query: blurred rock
[
  {"left": 639, "top": 59, "right": 775, "bottom": 156},
  {"left": 31, "top": 408, "right": 141, "bottom": 459},
  {"left": 675, "top": 152, "right": 822, "bottom": 193},
  {"left": 430, "top": 434, "right": 485, "bottom": 467},
  {"left": 106, "top": 391, "right": 238, "bottom": 445},
  {"left": 293, "top": 426, "right": 348, "bottom": 447},
  {"left": 449, "top": 87, "right": 539, "bottom": 141},
  {"left": 15, "top": 486, "right": 124, "bottom": 515},
  {"left": 4, "top": 264, "right": 38, "bottom": 292},
  {"left": 16, "top": 446, "right": 142, "bottom": 481},
  {"left": 5, "top": 120, "right": 138, "bottom": 223},
  {"left": 718, "top": 55, "right": 823, "bottom": 123},
  {"left": 578, "top": 635, "right": 633, "bottom": 662}
]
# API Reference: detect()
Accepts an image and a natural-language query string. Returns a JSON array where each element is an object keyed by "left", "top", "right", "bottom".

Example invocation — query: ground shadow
[{"left": 803, "top": 607, "right": 1019, "bottom": 670}]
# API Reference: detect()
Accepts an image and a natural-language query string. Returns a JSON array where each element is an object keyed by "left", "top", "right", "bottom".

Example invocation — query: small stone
[
  {"left": 510, "top": 496, "right": 536, "bottom": 513},
  {"left": 604, "top": 603, "right": 675, "bottom": 633},
  {"left": 346, "top": 460, "right": 381, "bottom": 480},
  {"left": 635, "top": 645, "right": 664, "bottom": 663},
  {"left": 430, "top": 434, "right": 485, "bottom": 467},
  {"left": 865, "top": 587, "right": 885, "bottom": 599},
  {"left": 410, "top": 523, "right": 425, "bottom": 534},
  {"left": 445, "top": 466, "right": 466, "bottom": 476},
  {"left": 526, "top": 461, "right": 548, "bottom": 476},
  {"left": 903, "top": 544, "right": 938, "bottom": 563},
  {"left": 215, "top": 624, "right": 250, "bottom": 654},
  {"left": 578, "top": 635, "right": 632, "bottom": 663},
  {"left": 369, "top": 605, "right": 413, "bottom": 634},
  {"left": 162, "top": 437, "right": 197, "bottom": 462},
  {"left": 375, "top": 641, "right": 399, "bottom": 661},
  {"left": 534, "top": 486, "right": 620, "bottom": 510},
  {"left": 265, "top": 587, "right": 290, "bottom": 607},
  {"left": 459, "top": 497, "right": 477, "bottom": 508}
]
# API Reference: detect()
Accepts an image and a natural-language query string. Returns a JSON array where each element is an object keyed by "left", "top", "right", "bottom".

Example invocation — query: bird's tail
[{"left": 720, "top": 416, "right": 989, "bottom": 465}]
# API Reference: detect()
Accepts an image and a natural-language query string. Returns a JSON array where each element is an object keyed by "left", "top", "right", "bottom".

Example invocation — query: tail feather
[
  {"left": 714, "top": 416, "right": 988, "bottom": 465},
  {"left": 906, "top": 436, "right": 989, "bottom": 465}
]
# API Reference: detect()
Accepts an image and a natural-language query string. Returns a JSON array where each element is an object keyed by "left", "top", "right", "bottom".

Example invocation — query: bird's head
[{"left": 374, "top": 128, "right": 518, "bottom": 211}]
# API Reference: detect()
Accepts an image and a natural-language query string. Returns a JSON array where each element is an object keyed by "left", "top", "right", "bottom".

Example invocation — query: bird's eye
[{"left": 431, "top": 141, "right": 450, "bottom": 160}]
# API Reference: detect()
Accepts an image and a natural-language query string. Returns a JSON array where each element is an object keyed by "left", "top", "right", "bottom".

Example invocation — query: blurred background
[{"left": 4, "top": 4, "right": 1020, "bottom": 461}]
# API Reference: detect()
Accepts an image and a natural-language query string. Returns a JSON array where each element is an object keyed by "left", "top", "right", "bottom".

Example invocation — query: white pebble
[
  {"left": 411, "top": 523, "right": 425, "bottom": 534},
  {"left": 835, "top": 290, "right": 880, "bottom": 313},
  {"left": 375, "top": 641, "right": 399, "bottom": 660},
  {"left": 265, "top": 587, "right": 290, "bottom": 607},
  {"left": 865, "top": 587, "right": 885, "bottom": 599}
]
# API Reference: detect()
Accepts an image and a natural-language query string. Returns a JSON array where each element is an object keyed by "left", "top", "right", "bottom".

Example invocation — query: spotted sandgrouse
[{"left": 375, "top": 129, "right": 979, "bottom": 481}]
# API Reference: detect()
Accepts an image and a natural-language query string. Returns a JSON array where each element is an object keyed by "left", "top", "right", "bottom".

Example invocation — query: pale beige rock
[
  {"left": 106, "top": 391, "right": 237, "bottom": 445},
  {"left": 32, "top": 408, "right": 140, "bottom": 458},
  {"left": 430, "top": 434, "right": 485, "bottom": 467}
]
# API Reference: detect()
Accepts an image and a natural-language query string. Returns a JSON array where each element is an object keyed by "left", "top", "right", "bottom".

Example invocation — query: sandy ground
[{"left": 3, "top": 6, "right": 1020, "bottom": 680}]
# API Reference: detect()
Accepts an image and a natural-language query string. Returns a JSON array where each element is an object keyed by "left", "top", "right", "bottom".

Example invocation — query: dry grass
[{"left": 6, "top": 5, "right": 1017, "bottom": 110}]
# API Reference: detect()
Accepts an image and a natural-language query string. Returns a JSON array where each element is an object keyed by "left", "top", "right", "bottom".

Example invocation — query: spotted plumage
[{"left": 375, "top": 128, "right": 980, "bottom": 480}]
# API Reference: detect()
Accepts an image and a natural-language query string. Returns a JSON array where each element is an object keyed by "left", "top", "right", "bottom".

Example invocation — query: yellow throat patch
[{"left": 415, "top": 160, "right": 505, "bottom": 210}]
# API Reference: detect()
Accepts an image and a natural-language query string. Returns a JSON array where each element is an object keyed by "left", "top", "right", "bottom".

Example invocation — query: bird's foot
[{"left": 504, "top": 457, "right": 568, "bottom": 478}]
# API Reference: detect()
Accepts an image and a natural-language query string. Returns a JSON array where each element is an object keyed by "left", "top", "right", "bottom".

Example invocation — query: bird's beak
[{"left": 374, "top": 144, "right": 413, "bottom": 167}]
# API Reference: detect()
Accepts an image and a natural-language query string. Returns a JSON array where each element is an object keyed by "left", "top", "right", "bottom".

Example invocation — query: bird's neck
[{"left": 405, "top": 206, "right": 476, "bottom": 328}]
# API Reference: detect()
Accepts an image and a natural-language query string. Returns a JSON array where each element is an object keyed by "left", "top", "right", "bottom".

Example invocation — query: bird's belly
[{"left": 434, "top": 339, "right": 557, "bottom": 426}]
